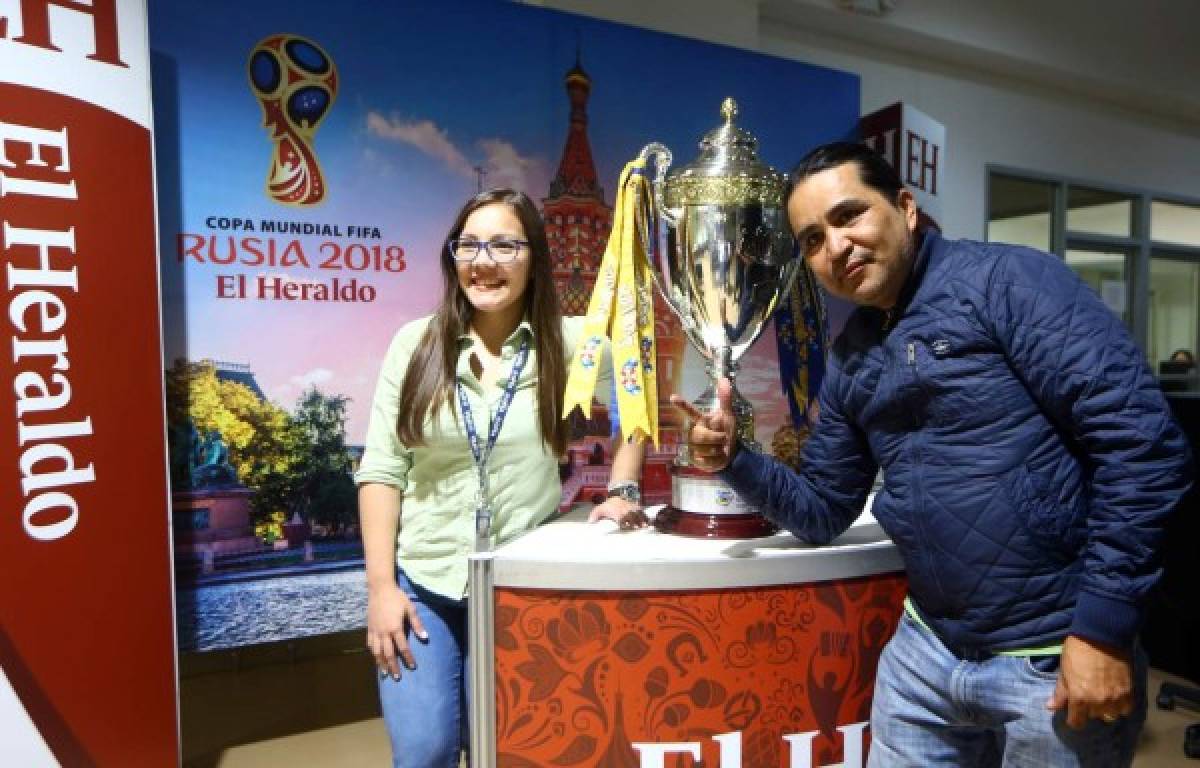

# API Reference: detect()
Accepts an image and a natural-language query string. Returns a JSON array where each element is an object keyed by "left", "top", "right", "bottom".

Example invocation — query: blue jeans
[
  {"left": 378, "top": 568, "right": 468, "bottom": 768},
  {"left": 868, "top": 611, "right": 1147, "bottom": 767}
]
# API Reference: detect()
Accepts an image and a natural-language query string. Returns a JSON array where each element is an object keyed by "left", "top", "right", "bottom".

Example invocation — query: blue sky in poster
[{"left": 149, "top": 0, "right": 858, "bottom": 442}]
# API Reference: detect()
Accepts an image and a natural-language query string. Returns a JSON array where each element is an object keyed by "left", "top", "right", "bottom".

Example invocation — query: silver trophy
[{"left": 642, "top": 99, "right": 799, "bottom": 538}]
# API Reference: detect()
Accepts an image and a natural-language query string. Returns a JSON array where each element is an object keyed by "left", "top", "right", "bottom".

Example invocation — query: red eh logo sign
[{"left": 0, "top": 0, "right": 128, "bottom": 68}]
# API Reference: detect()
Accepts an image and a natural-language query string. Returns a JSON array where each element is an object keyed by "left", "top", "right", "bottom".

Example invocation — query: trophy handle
[
  {"left": 637, "top": 142, "right": 675, "bottom": 226},
  {"left": 635, "top": 142, "right": 690, "bottom": 334}
]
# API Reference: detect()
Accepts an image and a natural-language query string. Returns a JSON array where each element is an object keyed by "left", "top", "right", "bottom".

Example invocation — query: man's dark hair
[{"left": 787, "top": 141, "right": 905, "bottom": 205}]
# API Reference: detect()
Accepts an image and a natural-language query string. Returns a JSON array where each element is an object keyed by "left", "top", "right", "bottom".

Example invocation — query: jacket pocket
[
  {"left": 1016, "top": 466, "right": 1087, "bottom": 562},
  {"left": 908, "top": 334, "right": 991, "bottom": 425}
]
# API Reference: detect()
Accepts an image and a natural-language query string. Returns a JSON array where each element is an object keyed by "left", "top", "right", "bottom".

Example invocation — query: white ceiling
[{"left": 759, "top": 0, "right": 1200, "bottom": 132}]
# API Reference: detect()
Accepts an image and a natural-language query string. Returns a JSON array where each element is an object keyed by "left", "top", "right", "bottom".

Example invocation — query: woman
[{"left": 355, "top": 188, "right": 645, "bottom": 767}]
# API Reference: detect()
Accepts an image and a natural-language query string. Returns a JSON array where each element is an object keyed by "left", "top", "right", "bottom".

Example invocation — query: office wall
[{"left": 527, "top": 0, "right": 1200, "bottom": 240}]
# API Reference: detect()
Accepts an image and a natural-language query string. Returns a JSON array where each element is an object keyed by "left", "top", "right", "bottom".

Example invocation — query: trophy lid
[{"left": 664, "top": 98, "right": 786, "bottom": 208}]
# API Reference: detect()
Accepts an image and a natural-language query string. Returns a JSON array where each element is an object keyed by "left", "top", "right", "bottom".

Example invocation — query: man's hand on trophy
[{"left": 670, "top": 378, "right": 738, "bottom": 473}]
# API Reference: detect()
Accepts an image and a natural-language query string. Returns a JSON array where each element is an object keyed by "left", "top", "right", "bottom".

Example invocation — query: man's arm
[
  {"left": 985, "top": 245, "right": 1192, "bottom": 727},
  {"left": 673, "top": 373, "right": 877, "bottom": 545},
  {"left": 986, "top": 247, "right": 1192, "bottom": 648}
]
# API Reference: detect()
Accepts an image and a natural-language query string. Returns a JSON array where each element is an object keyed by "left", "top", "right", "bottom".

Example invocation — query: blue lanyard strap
[{"left": 456, "top": 337, "right": 531, "bottom": 486}]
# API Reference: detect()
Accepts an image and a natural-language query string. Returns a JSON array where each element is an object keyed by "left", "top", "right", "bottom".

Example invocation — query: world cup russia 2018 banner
[
  {"left": 0, "top": 0, "right": 178, "bottom": 765},
  {"left": 150, "top": 0, "right": 859, "bottom": 653}
]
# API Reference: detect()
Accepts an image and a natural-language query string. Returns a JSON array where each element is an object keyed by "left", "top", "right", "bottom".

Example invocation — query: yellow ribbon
[{"left": 563, "top": 158, "right": 659, "bottom": 447}]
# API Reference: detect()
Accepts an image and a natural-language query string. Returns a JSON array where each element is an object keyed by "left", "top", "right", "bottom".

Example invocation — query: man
[{"left": 673, "top": 141, "right": 1191, "bottom": 766}]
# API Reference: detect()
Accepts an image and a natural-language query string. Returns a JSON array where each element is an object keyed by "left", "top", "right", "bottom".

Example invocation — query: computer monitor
[
  {"left": 1160, "top": 361, "right": 1195, "bottom": 376},
  {"left": 1160, "top": 361, "right": 1196, "bottom": 393}
]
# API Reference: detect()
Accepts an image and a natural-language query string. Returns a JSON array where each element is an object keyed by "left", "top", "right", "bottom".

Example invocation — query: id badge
[{"left": 475, "top": 498, "right": 493, "bottom": 537}]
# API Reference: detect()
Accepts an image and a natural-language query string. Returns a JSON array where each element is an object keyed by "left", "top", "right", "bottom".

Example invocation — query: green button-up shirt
[{"left": 355, "top": 315, "right": 608, "bottom": 598}]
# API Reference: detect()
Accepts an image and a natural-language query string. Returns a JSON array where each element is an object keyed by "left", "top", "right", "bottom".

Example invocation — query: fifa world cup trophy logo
[{"left": 248, "top": 35, "right": 338, "bottom": 206}]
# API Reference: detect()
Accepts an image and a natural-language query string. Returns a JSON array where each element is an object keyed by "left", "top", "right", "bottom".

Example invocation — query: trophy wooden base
[
  {"left": 655, "top": 463, "right": 778, "bottom": 539},
  {"left": 653, "top": 504, "right": 778, "bottom": 539}
]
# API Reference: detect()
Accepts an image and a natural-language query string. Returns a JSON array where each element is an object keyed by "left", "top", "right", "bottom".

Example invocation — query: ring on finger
[{"left": 1100, "top": 713, "right": 1118, "bottom": 723}]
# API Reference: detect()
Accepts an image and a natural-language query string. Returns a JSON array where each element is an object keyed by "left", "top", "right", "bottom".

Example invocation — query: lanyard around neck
[{"left": 456, "top": 337, "right": 531, "bottom": 491}]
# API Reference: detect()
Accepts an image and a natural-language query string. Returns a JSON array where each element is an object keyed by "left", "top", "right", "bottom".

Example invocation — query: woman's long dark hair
[{"left": 395, "top": 188, "right": 568, "bottom": 455}]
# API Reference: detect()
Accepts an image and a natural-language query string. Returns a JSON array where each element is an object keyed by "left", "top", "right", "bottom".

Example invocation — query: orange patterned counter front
[{"left": 493, "top": 573, "right": 905, "bottom": 767}]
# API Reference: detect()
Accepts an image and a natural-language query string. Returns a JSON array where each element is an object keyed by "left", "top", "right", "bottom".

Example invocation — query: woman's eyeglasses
[{"left": 448, "top": 238, "right": 529, "bottom": 263}]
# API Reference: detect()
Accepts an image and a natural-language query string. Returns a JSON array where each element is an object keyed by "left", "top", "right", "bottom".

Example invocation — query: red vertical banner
[
  {"left": 0, "top": 1, "right": 178, "bottom": 765},
  {"left": 859, "top": 102, "right": 947, "bottom": 228}
]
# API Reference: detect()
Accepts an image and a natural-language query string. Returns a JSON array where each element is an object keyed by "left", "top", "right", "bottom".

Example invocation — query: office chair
[{"left": 1156, "top": 681, "right": 1200, "bottom": 759}]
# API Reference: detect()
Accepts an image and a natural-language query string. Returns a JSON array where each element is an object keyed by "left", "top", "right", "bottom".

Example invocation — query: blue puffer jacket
[{"left": 723, "top": 230, "right": 1192, "bottom": 656}]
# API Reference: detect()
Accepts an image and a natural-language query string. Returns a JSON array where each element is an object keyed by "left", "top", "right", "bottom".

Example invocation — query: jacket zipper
[{"left": 905, "top": 338, "right": 951, "bottom": 618}]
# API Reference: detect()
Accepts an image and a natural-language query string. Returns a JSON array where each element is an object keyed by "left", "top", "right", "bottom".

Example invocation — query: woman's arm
[
  {"left": 587, "top": 436, "right": 648, "bottom": 528},
  {"left": 359, "top": 482, "right": 426, "bottom": 679},
  {"left": 561, "top": 315, "right": 648, "bottom": 528}
]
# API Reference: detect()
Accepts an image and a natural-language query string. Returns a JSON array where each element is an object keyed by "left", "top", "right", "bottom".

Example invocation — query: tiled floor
[{"left": 201, "top": 667, "right": 1198, "bottom": 767}]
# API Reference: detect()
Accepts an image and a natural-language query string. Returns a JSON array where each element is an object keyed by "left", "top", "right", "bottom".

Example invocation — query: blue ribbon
[{"left": 774, "top": 264, "right": 828, "bottom": 431}]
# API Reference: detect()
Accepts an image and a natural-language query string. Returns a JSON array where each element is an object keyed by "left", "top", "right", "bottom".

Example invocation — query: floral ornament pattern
[
  {"left": 494, "top": 574, "right": 905, "bottom": 767},
  {"left": 620, "top": 359, "right": 643, "bottom": 395},
  {"left": 578, "top": 336, "right": 604, "bottom": 370}
]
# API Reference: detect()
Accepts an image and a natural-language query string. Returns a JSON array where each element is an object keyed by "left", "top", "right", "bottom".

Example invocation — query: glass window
[
  {"left": 1149, "top": 257, "right": 1199, "bottom": 392},
  {"left": 1066, "top": 249, "right": 1129, "bottom": 324},
  {"left": 1151, "top": 201, "right": 1200, "bottom": 247},
  {"left": 989, "top": 169, "right": 1200, "bottom": 381},
  {"left": 1066, "top": 186, "right": 1133, "bottom": 237},
  {"left": 987, "top": 175, "right": 1054, "bottom": 251}
]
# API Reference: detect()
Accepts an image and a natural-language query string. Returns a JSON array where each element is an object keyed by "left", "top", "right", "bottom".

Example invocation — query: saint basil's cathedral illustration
[{"left": 543, "top": 54, "right": 682, "bottom": 508}]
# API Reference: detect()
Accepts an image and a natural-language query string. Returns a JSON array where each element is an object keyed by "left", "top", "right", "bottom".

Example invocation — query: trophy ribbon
[
  {"left": 563, "top": 158, "right": 659, "bottom": 447},
  {"left": 774, "top": 263, "right": 828, "bottom": 436}
]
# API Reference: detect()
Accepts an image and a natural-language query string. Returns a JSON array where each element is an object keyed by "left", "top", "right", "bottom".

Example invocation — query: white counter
[{"left": 492, "top": 499, "right": 901, "bottom": 591}]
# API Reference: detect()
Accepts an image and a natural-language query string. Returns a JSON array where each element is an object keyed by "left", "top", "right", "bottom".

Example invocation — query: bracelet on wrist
[{"left": 606, "top": 481, "right": 641, "bottom": 504}]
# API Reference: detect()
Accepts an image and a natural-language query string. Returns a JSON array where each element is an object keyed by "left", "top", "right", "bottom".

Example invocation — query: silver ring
[{"left": 1101, "top": 713, "right": 1118, "bottom": 723}]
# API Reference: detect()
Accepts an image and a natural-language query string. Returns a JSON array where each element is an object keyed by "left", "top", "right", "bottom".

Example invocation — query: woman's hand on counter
[
  {"left": 366, "top": 581, "right": 427, "bottom": 680},
  {"left": 588, "top": 497, "right": 648, "bottom": 530}
]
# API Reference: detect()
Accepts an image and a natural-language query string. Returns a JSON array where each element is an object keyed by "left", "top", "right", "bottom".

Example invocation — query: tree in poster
[
  {"left": 165, "top": 361, "right": 301, "bottom": 515},
  {"left": 165, "top": 362, "right": 357, "bottom": 528},
  {"left": 289, "top": 387, "right": 357, "bottom": 529}
]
